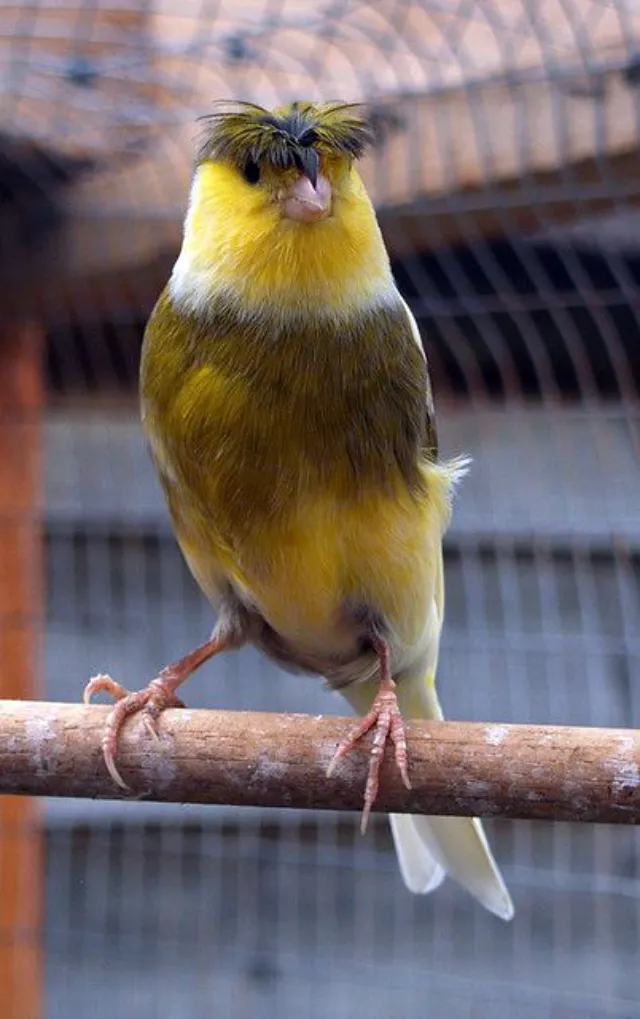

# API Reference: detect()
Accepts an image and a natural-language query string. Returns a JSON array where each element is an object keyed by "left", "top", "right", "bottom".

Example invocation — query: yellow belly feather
[{"left": 172, "top": 458, "right": 455, "bottom": 667}]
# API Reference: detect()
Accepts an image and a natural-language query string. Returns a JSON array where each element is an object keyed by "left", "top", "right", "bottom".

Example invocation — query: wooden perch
[{"left": 0, "top": 700, "right": 639, "bottom": 823}]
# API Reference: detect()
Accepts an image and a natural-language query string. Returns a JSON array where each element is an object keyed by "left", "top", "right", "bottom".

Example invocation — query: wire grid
[
  {"left": 0, "top": 1, "right": 639, "bottom": 1017},
  {"left": 5, "top": 0, "right": 640, "bottom": 155}
]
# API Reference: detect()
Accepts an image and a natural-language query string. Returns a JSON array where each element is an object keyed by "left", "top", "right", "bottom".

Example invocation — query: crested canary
[{"left": 85, "top": 101, "right": 514, "bottom": 921}]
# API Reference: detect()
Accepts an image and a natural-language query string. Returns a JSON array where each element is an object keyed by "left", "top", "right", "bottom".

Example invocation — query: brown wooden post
[{"left": 0, "top": 323, "right": 44, "bottom": 1019}]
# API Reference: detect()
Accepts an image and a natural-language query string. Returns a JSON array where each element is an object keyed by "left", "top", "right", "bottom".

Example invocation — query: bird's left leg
[
  {"left": 83, "top": 602, "right": 246, "bottom": 789},
  {"left": 327, "top": 635, "right": 411, "bottom": 833}
]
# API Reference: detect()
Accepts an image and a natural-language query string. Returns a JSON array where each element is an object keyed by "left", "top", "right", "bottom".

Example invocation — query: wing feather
[{"left": 399, "top": 296, "right": 438, "bottom": 461}]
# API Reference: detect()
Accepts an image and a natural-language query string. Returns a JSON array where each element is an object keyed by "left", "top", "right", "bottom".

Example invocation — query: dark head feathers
[{"left": 196, "top": 101, "right": 374, "bottom": 185}]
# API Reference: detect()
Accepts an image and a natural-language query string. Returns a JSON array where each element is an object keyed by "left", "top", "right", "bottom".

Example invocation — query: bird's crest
[{"left": 196, "top": 101, "right": 374, "bottom": 184}]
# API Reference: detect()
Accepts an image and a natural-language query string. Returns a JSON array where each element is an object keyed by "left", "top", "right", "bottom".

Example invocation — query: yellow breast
[{"left": 172, "top": 459, "right": 451, "bottom": 661}]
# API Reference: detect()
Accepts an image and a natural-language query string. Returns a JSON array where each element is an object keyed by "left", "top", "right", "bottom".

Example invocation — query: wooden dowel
[{"left": 0, "top": 700, "right": 639, "bottom": 824}]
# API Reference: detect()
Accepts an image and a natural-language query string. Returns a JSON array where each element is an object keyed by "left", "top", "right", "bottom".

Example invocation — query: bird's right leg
[
  {"left": 327, "top": 634, "right": 411, "bottom": 833},
  {"left": 83, "top": 600, "right": 247, "bottom": 790}
]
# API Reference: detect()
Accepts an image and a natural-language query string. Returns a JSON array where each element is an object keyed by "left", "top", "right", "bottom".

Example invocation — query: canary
[{"left": 84, "top": 101, "right": 514, "bottom": 920}]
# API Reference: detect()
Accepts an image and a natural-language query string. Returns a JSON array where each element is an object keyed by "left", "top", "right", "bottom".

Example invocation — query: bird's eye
[
  {"left": 298, "top": 128, "right": 318, "bottom": 147},
  {"left": 242, "top": 159, "right": 261, "bottom": 185}
]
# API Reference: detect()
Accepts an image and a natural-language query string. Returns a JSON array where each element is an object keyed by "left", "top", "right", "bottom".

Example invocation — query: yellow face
[
  {"left": 214, "top": 146, "right": 355, "bottom": 216},
  {"left": 170, "top": 102, "right": 394, "bottom": 318},
  {"left": 192, "top": 151, "right": 353, "bottom": 234}
]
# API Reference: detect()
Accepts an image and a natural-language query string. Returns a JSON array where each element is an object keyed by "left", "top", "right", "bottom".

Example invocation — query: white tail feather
[
  {"left": 390, "top": 813, "right": 514, "bottom": 920},
  {"left": 341, "top": 664, "right": 514, "bottom": 920},
  {"left": 394, "top": 671, "right": 514, "bottom": 920},
  {"left": 389, "top": 814, "right": 446, "bottom": 894}
]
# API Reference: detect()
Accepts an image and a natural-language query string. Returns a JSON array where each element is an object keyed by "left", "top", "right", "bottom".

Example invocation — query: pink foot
[
  {"left": 83, "top": 633, "right": 231, "bottom": 790},
  {"left": 327, "top": 638, "right": 411, "bottom": 833},
  {"left": 83, "top": 673, "right": 185, "bottom": 790}
]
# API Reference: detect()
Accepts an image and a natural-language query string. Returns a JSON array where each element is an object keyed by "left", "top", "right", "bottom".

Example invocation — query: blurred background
[{"left": 1, "top": 1, "right": 640, "bottom": 1016}]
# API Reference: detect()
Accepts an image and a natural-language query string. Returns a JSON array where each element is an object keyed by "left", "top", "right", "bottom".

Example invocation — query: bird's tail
[{"left": 343, "top": 673, "right": 514, "bottom": 921}]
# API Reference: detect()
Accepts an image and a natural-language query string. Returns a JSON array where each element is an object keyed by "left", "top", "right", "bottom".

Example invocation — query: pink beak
[{"left": 281, "top": 173, "right": 332, "bottom": 222}]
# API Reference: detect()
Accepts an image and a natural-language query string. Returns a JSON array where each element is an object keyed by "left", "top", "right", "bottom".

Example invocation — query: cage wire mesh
[{"left": 1, "top": 0, "right": 640, "bottom": 1017}]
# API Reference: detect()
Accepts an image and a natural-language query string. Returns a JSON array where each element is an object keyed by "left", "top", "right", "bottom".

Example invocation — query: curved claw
[
  {"left": 104, "top": 739, "right": 130, "bottom": 791},
  {"left": 82, "top": 673, "right": 135, "bottom": 789},
  {"left": 83, "top": 673, "right": 129, "bottom": 705}
]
